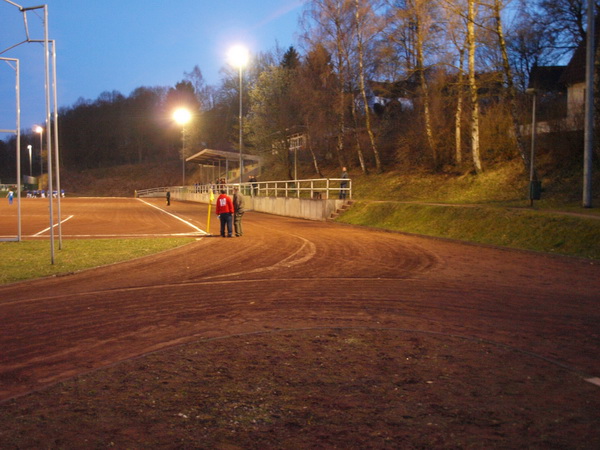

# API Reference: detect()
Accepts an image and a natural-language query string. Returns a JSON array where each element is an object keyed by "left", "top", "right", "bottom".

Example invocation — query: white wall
[{"left": 166, "top": 191, "right": 345, "bottom": 221}]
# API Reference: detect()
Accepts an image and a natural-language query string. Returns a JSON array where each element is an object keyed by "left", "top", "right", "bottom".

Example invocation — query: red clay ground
[{"left": 0, "top": 197, "right": 599, "bottom": 448}]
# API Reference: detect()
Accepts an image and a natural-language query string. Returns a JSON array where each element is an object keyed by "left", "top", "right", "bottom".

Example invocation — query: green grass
[
  {"left": 0, "top": 238, "right": 194, "bottom": 285},
  {"left": 322, "top": 158, "right": 600, "bottom": 260},
  {"left": 338, "top": 202, "right": 600, "bottom": 259},
  {"left": 335, "top": 158, "right": 598, "bottom": 209},
  {"left": 343, "top": 160, "right": 529, "bottom": 205}
]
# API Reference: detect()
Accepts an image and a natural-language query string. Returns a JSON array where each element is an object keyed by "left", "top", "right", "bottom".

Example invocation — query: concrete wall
[
  {"left": 250, "top": 196, "right": 345, "bottom": 221},
  {"left": 148, "top": 190, "right": 345, "bottom": 221}
]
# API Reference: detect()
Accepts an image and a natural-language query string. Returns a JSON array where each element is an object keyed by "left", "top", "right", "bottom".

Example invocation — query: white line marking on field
[
  {"left": 33, "top": 215, "right": 74, "bottom": 236},
  {"left": 137, "top": 199, "right": 207, "bottom": 235},
  {"left": 585, "top": 377, "right": 600, "bottom": 387}
]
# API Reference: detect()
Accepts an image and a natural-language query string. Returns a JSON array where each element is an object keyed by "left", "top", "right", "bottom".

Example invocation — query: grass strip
[
  {"left": 338, "top": 201, "right": 600, "bottom": 260},
  {"left": 0, "top": 238, "right": 194, "bottom": 285}
]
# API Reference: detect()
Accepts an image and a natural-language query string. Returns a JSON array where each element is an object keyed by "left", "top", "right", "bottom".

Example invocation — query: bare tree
[
  {"left": 441, "top": 0, "right": 469, "bottom": 166},
  {"left": 412, "top": 0, "right": 438, "bottom": 166},
  {"left": 467, "top": 0, "right": 483, "bottom": 172},
  {"left": 536, "top": 0, "right": 599, "bottom": 50},
  {"left": 455, "top": 44, "right": 466, "bottom": 165},
  {"left": 295, "top": 44, "right": 339, "bottom": 176},
  {"left": 383, "top": 0, "right": 445, "bottom": 167},
  {"left": 487, "top": 0, "right": 529, "bottom": 171},
  {"left": 302, "top": 0, "right": 356, "bottom": 169}
]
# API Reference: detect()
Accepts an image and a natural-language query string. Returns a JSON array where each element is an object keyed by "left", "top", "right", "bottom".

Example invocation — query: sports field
[
  {"left": 0, "top": 197, "right": 599, "bottom": 447},
  {"left": 0, "top": 196, "right": 207, "bottom": 240}
]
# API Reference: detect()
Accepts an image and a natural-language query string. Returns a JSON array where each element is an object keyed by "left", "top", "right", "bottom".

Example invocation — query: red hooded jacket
[{"left": 216, "top": 193, "right": 234, "bottom": 215}]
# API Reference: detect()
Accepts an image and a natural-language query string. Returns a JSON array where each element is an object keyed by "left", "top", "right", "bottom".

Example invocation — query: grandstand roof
[{"left": 185, "top": 148, "right": 262, "bottom": 165}]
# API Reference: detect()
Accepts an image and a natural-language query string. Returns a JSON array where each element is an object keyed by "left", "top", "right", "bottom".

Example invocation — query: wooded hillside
[{"left": 1, "top": 0, "right": 597, "bottom": 189}]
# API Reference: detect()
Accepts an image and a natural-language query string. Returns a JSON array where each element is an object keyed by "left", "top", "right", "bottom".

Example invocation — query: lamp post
[
  {"left": 34, "top": 125, "right": 43, "bottom": 177},
  {"left": 228, "top": 45, "right": 249, "bottom": 185},
  {"left": 173, "top": 108, "right": 191, "bottom": 186},
  {"left": 526, "top": 88, "right": 539, "bottom": 207},
  {"left": 27, "top": 144, "right": 32, "bottom": 177}
]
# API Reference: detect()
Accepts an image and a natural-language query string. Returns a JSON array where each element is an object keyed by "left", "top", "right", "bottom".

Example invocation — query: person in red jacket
[{"left": 216, "top": 189, "right": 234, "bottom": 237}]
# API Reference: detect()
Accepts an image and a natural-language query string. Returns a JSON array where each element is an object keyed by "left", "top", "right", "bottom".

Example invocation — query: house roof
[{"left": 560, "top": 16, "right": 600, "bottom": 86}]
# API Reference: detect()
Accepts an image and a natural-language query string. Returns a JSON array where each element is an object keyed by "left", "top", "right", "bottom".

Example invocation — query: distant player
[{"left": 7, "top": 189, "right": 14, "bottom": 205}]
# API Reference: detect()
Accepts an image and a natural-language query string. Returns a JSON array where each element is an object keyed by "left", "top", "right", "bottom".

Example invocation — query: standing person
[
  {"left": 232, "top": 186, "right": 245, "bottom": 237},
  {"left": 339, "top": 167, "right": 349, "bottom": 199},
  {"left": 166, "top": 189, "right": 171, "bottom": 206},
  {"left": 216, "top": 189, "right": 234, "bottom": 237},
  {"left": 7, "top": 189, "right": 14, "bottom": 205},
  {"left": 249, "top": 175, "right": 258, "bottom": 196}
]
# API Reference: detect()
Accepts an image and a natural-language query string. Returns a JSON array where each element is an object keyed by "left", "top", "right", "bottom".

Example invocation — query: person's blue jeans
[{"left": 219, "top": 213, "right": 233, "bottom": 237}]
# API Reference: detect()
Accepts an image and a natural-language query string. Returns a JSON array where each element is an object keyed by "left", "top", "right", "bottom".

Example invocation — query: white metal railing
[{"left": 135, "top": 178, "right": 352, "bottom": 200}]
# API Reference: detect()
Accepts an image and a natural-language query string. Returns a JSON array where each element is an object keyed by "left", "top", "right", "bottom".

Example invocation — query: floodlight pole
[
  {"left": 2, "top": 1, "right": 63, "bottom": 255},
  {"left": 229, "top": 45, "right": 248, "bottom": 185},
  {"left": 36, "top": 127, "right": 43, "bottom": 175},
  {"left": 173, "top": 107, "right": 191, "bottom": 186},
  {"left": 238, "top": 64, "right": 243, "bottom": 185},
  {"left": 51, "top": 40, "right": 63, "bottom": 248},
  {"left": 182, "top": 125, "right": 186, "bottom": 186},
  {"left": 16, "top": 58, "right": 21, "bottom": 241},
  {"left": 3, "top": 0, "right": 23, "bottom": 9},
  {"left": 42, "top": 5, "right": 55, "bottom": 264},
  {"left": 0, "top": 56, "right": 22, "bottom": 242}
]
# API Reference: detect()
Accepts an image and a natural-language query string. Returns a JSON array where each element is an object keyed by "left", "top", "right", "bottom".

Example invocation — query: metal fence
[{"left": 136, "top": 178, "right": 352, "bottom": 200}]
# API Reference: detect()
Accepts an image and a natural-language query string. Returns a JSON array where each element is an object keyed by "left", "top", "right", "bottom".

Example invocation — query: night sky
[{"left": 0, "top": 0, "right": 304, "bottom": 139}]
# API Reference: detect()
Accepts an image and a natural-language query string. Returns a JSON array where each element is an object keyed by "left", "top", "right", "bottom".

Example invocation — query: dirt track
[
  {"left": 1, "top": 197, "right": 599, "bottom": 445},
  {"left": 0, "top": 199, "right": 600, "bottom": 448}
]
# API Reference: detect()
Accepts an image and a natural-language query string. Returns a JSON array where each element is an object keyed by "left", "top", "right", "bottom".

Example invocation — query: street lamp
[
  {"left": 27, "top": 144, "right": 32, "bottom": 177},
  {"left": 34, "top": 125, "right": 43, "bottom": 177},
  {"left": 228, "top": 45, "right": 249, "bottom": 185},
  {"left": 173, "top": 108, "right": 191, "bottom": 186}
]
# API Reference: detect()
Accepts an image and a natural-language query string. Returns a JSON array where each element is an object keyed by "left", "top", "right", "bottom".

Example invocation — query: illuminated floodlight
[
  {"left": 173, "top": 108, "right": 191, "bottom": 125},
  {"left": 228, "top": 45, "right": 249, "bottom": 69}
]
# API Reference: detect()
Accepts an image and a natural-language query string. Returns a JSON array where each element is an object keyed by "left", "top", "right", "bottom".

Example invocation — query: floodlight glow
[
  {"left": 228, "top": 45, "right": 249, "bottom": 68},
  {"left": 34, "top": 125, "right": 43, "bottom": 134},
  {"left": 173, "top": 108, "right": 191, "bottom": 125}
]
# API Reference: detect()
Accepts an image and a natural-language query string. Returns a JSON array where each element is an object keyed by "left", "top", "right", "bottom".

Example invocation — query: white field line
[
  {"left": 33, "top": 215, "right": 74, "bottom": 236},
  {"left": 137, "top": 198, "right": 207, "bottom": 235}
]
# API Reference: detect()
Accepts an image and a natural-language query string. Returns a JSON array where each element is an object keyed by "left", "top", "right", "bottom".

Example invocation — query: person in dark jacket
[
  {"left": 249, "top": 175, "right": 259, "bottom": 196},
  {"left": 216, "top": 189, "right": 234, "bottom": 237},
  {"left": 233, "top": 186, "right": 245, "bottom": 237},
  {"left": 339, "top": 167, "right": 349, "bottom": 199},
  {"left": 166, "top": 189, "right": 171, "bottom": 206}
]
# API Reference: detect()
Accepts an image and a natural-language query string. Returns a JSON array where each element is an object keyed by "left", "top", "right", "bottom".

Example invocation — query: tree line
[{"left": 0, "top": 0, "right": 593, "bottom": 182}]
